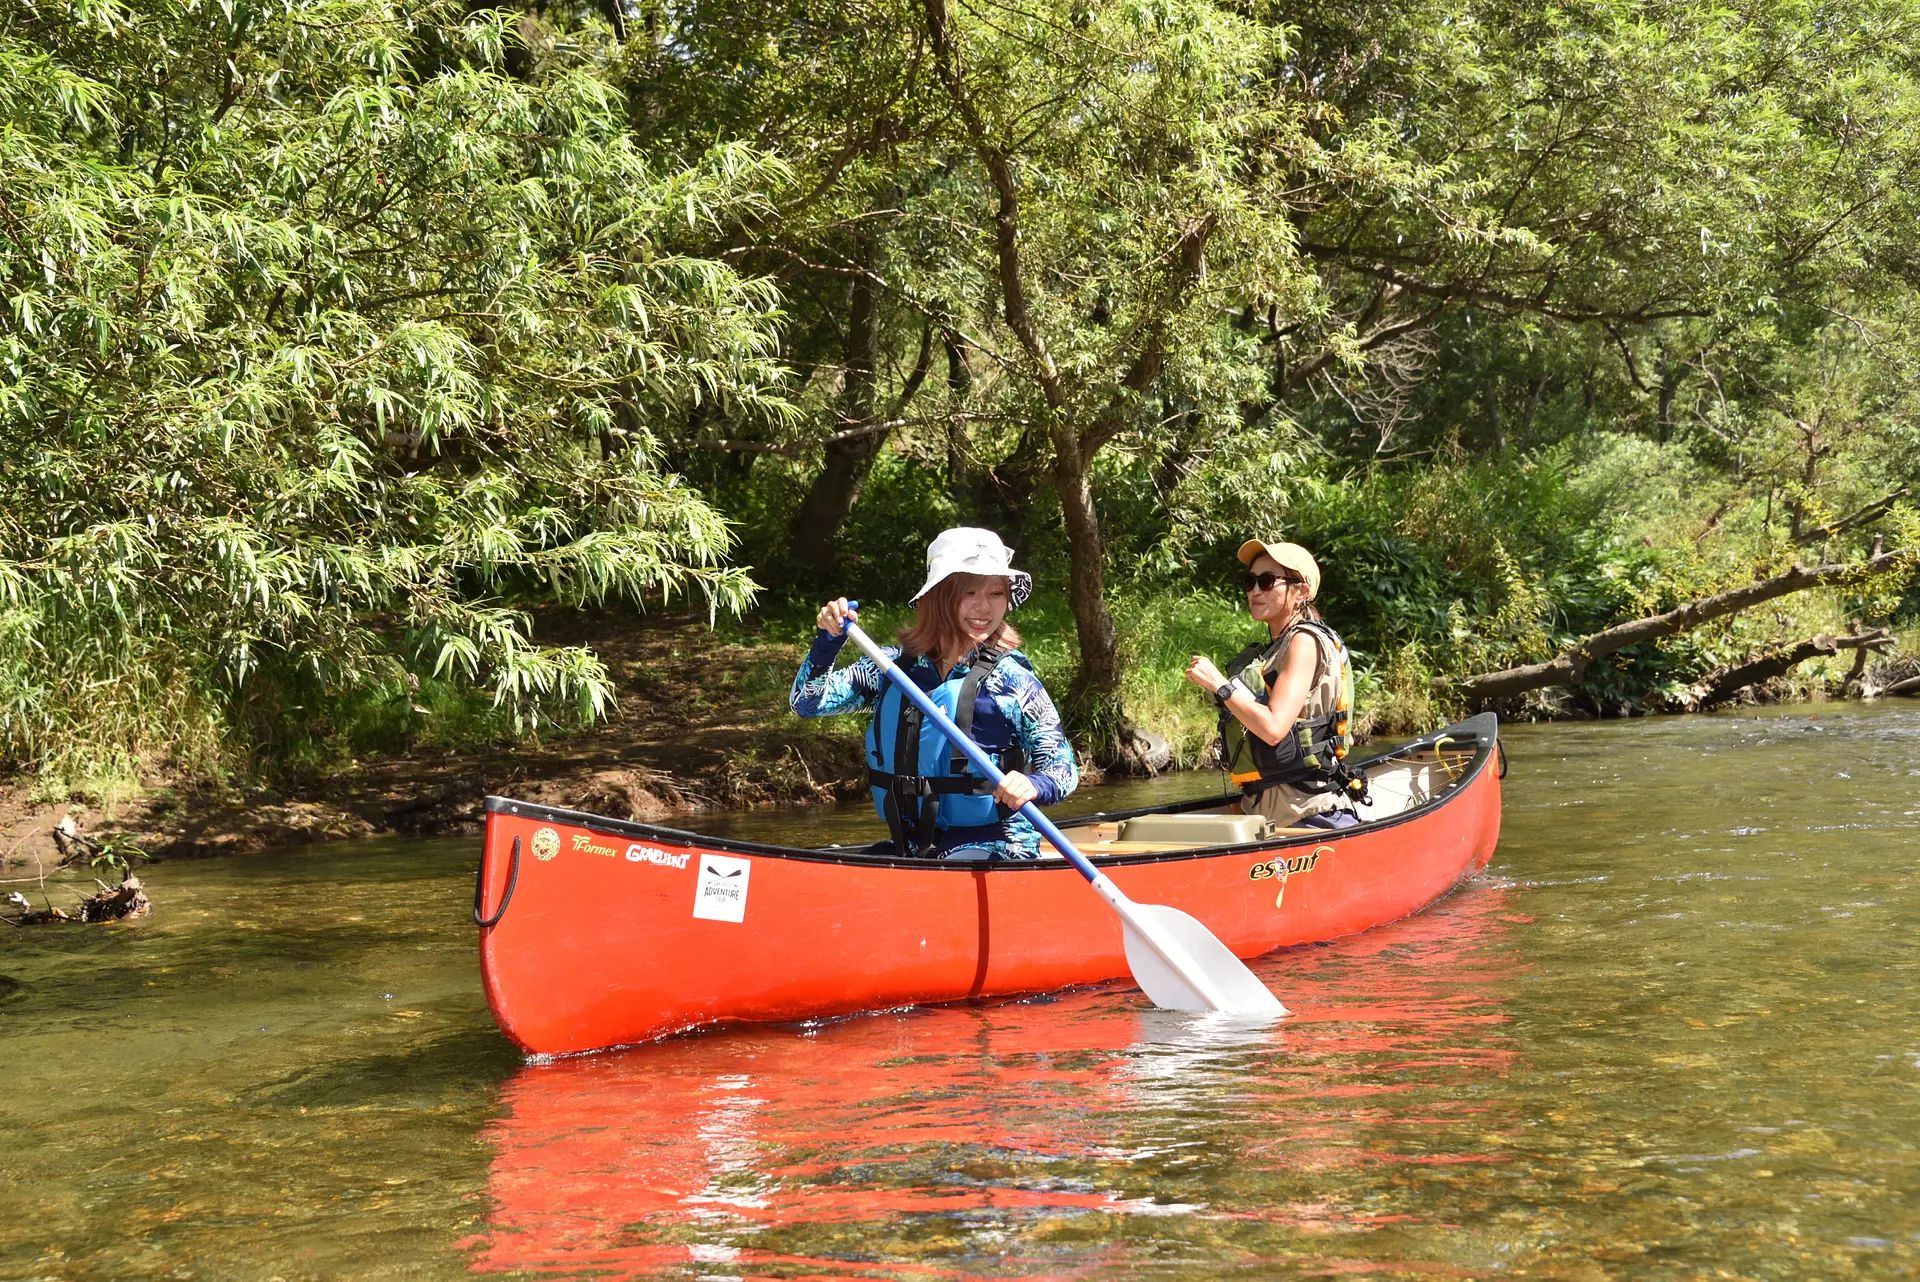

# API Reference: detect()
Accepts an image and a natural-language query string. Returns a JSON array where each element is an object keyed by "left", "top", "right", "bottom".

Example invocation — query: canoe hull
[{"left": 476, "top": 716, "right": 1503, "bottom": 1056}]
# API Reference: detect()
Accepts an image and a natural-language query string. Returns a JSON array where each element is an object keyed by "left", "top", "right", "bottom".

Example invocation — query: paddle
[{"left": 839, "top": 612, "right": 1287, "bottom": 1017}]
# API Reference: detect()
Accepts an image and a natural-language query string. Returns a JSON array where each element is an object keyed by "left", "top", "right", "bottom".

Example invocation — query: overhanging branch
[
  {"left": 1457, "top": 548, "right": 1917, "bottom": 703},
  {"left": 1686, "top": 628, "right": 1893, "bottom": 711},
  {"left": 1793, "top": 487, "right": 1911, "bottom": 546},
  {"left": 1298, "top": 242, "right": 1709, "bottom": 325}
]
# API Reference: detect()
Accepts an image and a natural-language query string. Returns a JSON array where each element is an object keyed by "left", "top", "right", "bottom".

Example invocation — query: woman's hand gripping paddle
[{"left": 839, "top": 612, "right": 1287, "bottom": 1017}]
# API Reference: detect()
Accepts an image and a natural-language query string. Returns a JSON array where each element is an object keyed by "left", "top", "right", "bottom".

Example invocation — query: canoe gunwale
[{"left": 481, "top": 712, "right": 1499, "bottom": 873}]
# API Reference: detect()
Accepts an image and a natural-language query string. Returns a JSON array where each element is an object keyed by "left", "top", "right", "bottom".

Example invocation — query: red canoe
[{"left": 474, "top": 713, "right": 1505, "bottom": 1056}]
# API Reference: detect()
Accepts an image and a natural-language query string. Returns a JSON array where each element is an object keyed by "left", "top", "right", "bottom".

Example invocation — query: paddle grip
[{"left": 840, "top": 621, "right": 1104, "bottom": 887}]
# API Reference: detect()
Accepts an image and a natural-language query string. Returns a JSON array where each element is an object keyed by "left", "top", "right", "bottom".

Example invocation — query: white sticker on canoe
[
  {"left": 626, "top": 842, "right": 690, "bottom": 869},
  {"left": 692, "top": 854, "right": 751, "bottom": 923}
]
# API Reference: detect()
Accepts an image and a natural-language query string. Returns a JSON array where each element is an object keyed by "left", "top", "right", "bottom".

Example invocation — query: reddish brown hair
[{"left": 898, "top": 574, "right": 1022, "bottom": 665}]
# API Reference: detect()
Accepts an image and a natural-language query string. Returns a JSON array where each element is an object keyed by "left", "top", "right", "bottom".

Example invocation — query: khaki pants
[{"left": 1244, "top": 781, "right": 1342, "bottom": 827}]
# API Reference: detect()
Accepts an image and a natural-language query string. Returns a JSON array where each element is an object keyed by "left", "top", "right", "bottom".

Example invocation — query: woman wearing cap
[
  {"left": 791, "top": 528, "right": 1078, "bottom": 860},
  {"left": 1183, "top": 539, "right": 1365, "bottom": 830}
]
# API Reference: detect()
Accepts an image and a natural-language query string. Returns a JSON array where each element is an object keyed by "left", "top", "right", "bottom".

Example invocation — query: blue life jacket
[{"left": 866, "top": 648, "right": 1028, "bottom": 856}]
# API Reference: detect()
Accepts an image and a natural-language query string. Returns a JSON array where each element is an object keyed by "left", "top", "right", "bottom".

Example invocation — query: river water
[{"left": 2, "top": 704, "right": 1917, "bottom": 1279}]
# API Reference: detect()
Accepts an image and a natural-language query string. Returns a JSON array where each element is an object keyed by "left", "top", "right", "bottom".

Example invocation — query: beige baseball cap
[{"left": 1236, "top": 539, "right": 1321, "bottom": 599}]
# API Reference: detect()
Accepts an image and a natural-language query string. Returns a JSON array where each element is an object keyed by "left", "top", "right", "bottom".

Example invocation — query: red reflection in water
[{"left": 470, "top": 882, "right": 1522, "bottom": 1279}]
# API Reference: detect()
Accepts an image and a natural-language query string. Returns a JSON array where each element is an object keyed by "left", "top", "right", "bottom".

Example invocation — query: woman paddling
[
  {"left": 1183, "top": 539, "right": 1367, "bottom": 830},
  {"left": 791, "top": 528, "right": 1078, "bottom": 860}
]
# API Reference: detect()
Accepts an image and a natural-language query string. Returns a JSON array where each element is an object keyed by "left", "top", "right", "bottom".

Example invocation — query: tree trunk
[
  {"left": 600, "top": 0, "right": 628, "bottom": 41},
  {"left": 786, "top": 259, "right": 882, "bottom": 585},
  {"left": 1655, "top": 352, "right": 1684, "bottom": 443},
  {"left": 1519, "top": 372, "right": 1549, "bottom": 441},
  {"left": 1051, "top": 436, "right": 1136, "bottom": 764},
  {"left": 1456, "top": 548, "right": 1915, "bottom": 704},
  {"left": 1685, "top": 628, "right": 1891, "bottom": 710},
  {"left": 943, "top": 329, "right": 981, "bottom": 511}
]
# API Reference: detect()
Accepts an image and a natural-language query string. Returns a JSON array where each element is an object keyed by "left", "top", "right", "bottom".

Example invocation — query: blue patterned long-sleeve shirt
[{"left": 790, "top": 630, "right": 1079, "bottom": 859}]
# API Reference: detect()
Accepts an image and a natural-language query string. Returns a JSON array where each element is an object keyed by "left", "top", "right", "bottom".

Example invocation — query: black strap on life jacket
[
  {"left": 1231, "top": 712, "right": 1346, "bottom": 796},
  {"left": 868, "top": 647, "right": 1019, "bottom": 857},
  {"left": 1223, "top": 637, "right": 1277, "bottom": 684},
  {"left": 950, "top": 645, "right": 1026, "bottom": 785},
  {"left": 1283, "top": 620, "right": 1371, "bottom": 807}
]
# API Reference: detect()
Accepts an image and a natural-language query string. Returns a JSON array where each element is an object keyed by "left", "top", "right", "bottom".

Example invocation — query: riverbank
[
  {"left": 3, "top": 605, "right": 1914, "bottom": 875},
  {"left": 0, "top": 612, "right": 871, "bottom": 871}
]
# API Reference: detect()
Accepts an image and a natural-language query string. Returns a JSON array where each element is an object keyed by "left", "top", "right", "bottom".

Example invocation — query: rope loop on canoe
[
  {"left": 1496, "top": 740, "right": 1509, "bottom": 779},
  {"left": 473, "top": 836, "right": 520, "bottom": 929}
]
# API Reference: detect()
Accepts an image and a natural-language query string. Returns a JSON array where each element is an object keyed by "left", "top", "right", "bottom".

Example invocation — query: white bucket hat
[{"left": 909, "top": 527, "right": 1033, "bottom": 608}]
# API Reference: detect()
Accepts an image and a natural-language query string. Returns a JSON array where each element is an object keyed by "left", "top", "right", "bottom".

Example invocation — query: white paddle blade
[{"left": 1122, "top": 905, "right": 1289, "bottom": 1017}]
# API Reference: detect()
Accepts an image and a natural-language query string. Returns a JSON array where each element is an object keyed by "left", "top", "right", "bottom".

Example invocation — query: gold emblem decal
[
  {"left": 1249, "top": 849, "right": 1324, "bottom": 880},
  {"left": 1252, "top": 845, "right": 1334, "bottom": 910},
  {"left": 531, "top": 827, "right": 561, "bottom": 862}
]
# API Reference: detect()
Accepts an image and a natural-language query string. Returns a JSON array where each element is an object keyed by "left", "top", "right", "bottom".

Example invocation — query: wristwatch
[{"left": 1213, "top": 680, "right": 1237, "bottom": 707}]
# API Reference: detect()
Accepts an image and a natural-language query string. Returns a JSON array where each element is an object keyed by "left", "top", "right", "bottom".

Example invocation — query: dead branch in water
[
  {"left": 1685, "top": 628, "right": 1894, "bottom": 711},
  {"left": 2, "top": 873, "right": 151, "bottom": 926},
  {"left": 77, "top": 875, "right": 151, "bottom": 923},
  {"left": 1457, "top": 547, "right": 1915, "bottom": 704}
]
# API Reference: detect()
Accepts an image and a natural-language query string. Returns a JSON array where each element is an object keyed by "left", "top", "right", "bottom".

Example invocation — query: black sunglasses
[{"left": 1242, "top": 570, "right": 1304, "bottom": 592}]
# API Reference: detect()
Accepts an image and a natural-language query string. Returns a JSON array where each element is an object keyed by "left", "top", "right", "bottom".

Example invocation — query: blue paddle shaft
[
  {"left": 840, "top": 618, "right": 1102, "bottom": 884},
  {"left": 836, "top": 605, "right": 1283, "bottom": 1016}
]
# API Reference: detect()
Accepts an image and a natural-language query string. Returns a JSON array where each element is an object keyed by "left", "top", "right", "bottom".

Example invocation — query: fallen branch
[
  {"left": 1458, "top": 547, "right": 1915, "bottom": 704},
  {"left": 77, "top": 875, "right": 151, "bottom": 923},
  {"left": 1794, "top": 487, "right": 1912, "bottom": 545},
  {"left": 1857, "top": 653, "right": 1920, "bottom": 699},
  {"left": 1685, "top": 628, "right": 1893, "bottom": 711}
]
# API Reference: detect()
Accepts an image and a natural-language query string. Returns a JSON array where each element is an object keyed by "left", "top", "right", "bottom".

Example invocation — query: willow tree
[
  {"left": 0, "top": 0, "right": 789, "bottom": 777},
  {"left": 613, "top": 0, "right": 955, "bottom": 585}
]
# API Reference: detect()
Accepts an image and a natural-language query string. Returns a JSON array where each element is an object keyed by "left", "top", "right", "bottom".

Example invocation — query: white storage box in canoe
[{"left": 1116, "top": 813, "right": 1275, "bottom": 845}]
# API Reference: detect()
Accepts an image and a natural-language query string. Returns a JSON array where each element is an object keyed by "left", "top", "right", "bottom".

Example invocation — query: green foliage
[
  {"left": 10, "top": 0, "right": 1920, "bottom": 792},
  {"left": 1104, "top": 594, "right": 1265, "bottom": 766},
  {"left": 0, "top": 0, "right": 791, "bottom": 778},
  {"left": 86, "top": 834, "right": 149, "bottom": 879},
  {"left": 626, "top": 0, "right": 1920, "bottom": 738}
]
